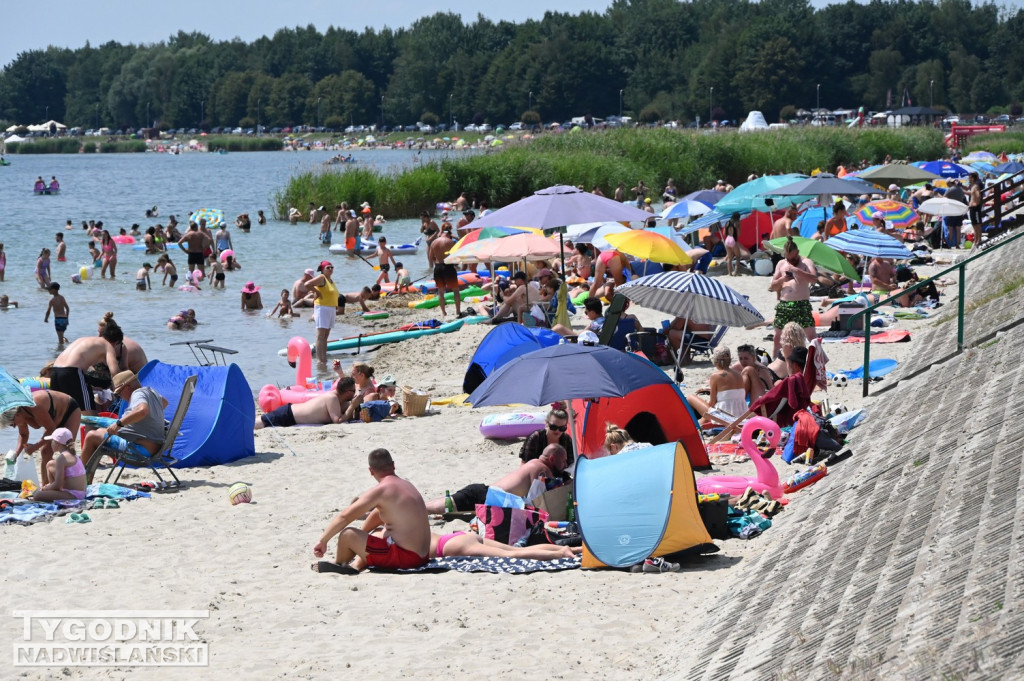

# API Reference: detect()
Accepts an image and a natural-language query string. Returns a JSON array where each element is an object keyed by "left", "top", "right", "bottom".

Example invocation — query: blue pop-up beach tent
[
  {"left": 462, "top": 323, "right": 562, "bottom": 394},
  {"left": 137, "top": 361, "right": 255, "bottom": 467},
  {"left": 576, "top": 441, "right": 712, "bottom": 568}
]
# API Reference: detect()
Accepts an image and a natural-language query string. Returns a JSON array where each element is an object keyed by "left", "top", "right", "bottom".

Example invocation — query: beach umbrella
[
  {"left": 821, "top": 230, "right": 914, "bottom": 260},
  {"left": 716, "top": 174, "right": 812, "bottom": 213},
  {"left": 468, "top": 343, "right": 675, "bottom": 455},
  {"left": 917, "top": 197, "right": 970, "bottom": 217},
  {"left": 679, "top": 189, "right": 726, "bottom": 206},
  {"left": 659, "top": 199, "right": 713, "bottom": 221},
  {"left": 565, "top": 222, "right": 630, "bottom": 249},
  {"left": 0, "top": 367, "right": 34, "bottom": 418},
  {"left": 470, "top": 185, "right": 654, "bottom": 231},
  {"left": 616, "top": 270, "right": 764, "bottom": 380},
  {"left": 764, "top": 173, "right": 885, "bottom": 197},
  {"left": 856, "top": 164, "right": 940, "bottom": 188},
  {"left": 853, "top": 200, "right": 920, "bottom": 229},
  {"left": 962, "top": 151, "right": 998, "bottom": 164},
  {"left": 603, "top": 230, "right": 693, "bottom": 266},
  {"left": 473, "top": 232, "right": 561, "bottom": 262},
  {"left": 449, "top": 226, "right": 538, "bottom": 254},
  {"left": 764, "top": 236, "right": 859, "bottom": 279},
  {"left": 992, "top": 161, "right": 1024, "bottom": 175},
  {"left": 192, "top": 208, "right": 224, "bottom": 227},
  {"left": 912, "top": 160, "right": 971, "bottom": 178},
  {"left": 616, "top": 271, "right": 763, "bottom": 327}
]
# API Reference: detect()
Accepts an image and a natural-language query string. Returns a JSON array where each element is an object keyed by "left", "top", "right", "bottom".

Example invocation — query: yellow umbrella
[{"left": 603, "top": 230, "right": 693, "bottom": 266}]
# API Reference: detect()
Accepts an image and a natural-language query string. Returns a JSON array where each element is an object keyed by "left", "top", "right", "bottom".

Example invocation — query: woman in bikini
[
  {"left": 100, "top": 230, "right": 117, "bottom": 279},
  {"left": 30, "top": 428, "right": 87, "bottom": 502},
  {"left": 5, "top": 389, "right": 82, "bottom": 486},
  {"left": 431, "top": 531, "right": 578, "bottom": 560}
]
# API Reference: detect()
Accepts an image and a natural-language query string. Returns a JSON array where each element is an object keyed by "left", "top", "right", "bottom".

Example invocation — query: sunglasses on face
[{"left": 547, "top": 423, "right": 568, "bottom": 432}]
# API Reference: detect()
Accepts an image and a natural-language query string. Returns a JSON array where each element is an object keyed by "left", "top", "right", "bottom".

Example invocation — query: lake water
[{"left": 0, "top": 147, "right": 454, "bottom": 449}]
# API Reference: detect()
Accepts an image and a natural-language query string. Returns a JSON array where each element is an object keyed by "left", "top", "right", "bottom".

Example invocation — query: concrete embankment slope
[{"left": 680, "top": 237, "right": 1024, "bottom": 680}]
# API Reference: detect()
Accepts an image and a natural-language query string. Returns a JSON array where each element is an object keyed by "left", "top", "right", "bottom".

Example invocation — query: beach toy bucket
[{"left": 402, "top": 386, "right": 430, "bottom": 417}]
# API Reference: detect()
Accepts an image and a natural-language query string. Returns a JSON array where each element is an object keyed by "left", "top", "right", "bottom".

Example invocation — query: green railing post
[
  {"left": 862, "top": 307, "right": 871, "bottom": 398},
  {"left": 957, "top": 262, "right": 966, "bottom": 351}
]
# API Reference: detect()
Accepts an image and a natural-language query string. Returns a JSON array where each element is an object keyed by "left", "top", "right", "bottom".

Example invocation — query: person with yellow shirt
[{"left": 307, "top": 260, "right": 339, "bottom": 368}]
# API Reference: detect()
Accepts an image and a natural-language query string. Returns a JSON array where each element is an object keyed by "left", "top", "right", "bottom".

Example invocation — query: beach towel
[
  {"left": 842, "top": 330, "right": 911, "bottom": 343},
  {"left": 810, "top": 338, "right": 829, "bottom": 390},
  {"left": 385, "top": 556, "right": 581, "bottom": 574},
  {"left": 0, "top": 484, "right": 149, "bottom": 525}
]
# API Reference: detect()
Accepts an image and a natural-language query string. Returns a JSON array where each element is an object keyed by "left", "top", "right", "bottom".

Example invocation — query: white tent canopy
[
  {"left": 27, "top": 120, "right": 66, "bottom": 132},
  {"left": 4, "top": 134, "right": 27, "bottom": 143}
]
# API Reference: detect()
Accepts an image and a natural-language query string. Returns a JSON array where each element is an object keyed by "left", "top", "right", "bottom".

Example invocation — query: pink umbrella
[{"left": 473, "top": 233, "right": 561, "bottom": 263}]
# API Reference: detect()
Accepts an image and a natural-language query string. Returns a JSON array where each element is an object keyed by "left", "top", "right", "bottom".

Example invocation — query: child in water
[
  {"left": 44, "top": 282, "right": 69, "bottom": 345},
  {"left": 268, "top": 289, "right": 299, "bottom": 318},
  {"left": 210, "top": 256, "right": 225, "bottom": 289}
]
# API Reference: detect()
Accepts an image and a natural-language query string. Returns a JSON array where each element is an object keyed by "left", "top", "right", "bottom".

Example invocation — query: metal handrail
[{"left": 851, "top": 227, "right": 1024, "bottom": 397}]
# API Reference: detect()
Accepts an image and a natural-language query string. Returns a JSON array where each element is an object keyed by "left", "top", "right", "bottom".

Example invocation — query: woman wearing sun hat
[
  {"left": 306, "top": 261, "right": 339, "bottom": 367},
  {"left": 240, "top": 281, "right": 263, "bottom": 311}
]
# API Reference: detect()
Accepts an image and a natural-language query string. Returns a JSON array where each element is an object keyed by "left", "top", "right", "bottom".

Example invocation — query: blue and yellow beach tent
[{"left": 576, "top": 441, "right": 712, "bottom": 568}]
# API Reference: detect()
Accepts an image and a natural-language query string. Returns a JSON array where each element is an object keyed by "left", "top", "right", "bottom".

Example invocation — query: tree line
[{"left": 1, "top": 0, "right": 1022, "bottom": 132}]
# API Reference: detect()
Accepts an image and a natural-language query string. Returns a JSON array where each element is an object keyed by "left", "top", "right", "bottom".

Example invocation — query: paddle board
[
  {"left": 325, "top": 318, "right": 465, "bottom": 351},
  {"left": 411, "top": 285, "right": 487, "bottom": 309}
]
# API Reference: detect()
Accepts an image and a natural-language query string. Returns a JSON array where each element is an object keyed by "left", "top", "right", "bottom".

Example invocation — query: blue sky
[{"left": 0, "top": 0, "right": 885, "bottom": 69}]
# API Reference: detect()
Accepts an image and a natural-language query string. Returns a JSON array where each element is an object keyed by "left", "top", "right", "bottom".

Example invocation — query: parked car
[
  {"left": 509, "top": 122, "right": 524, "bottom": 131},
  {"left": 477, "top": 123, "right": 492, "bottom": 133}
]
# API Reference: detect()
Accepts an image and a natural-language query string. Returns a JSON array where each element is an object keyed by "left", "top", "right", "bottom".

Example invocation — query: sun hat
[
  {"left": 360, "top": 202, "right": 370, "bottom": 208},
  {"left": 112, "top": 370, "right": 138, "bottom": 391},
  {"left": 241, "top": 281, "right": 261, "bottom": 293},
  {"left": 375, "top": 214, "right": 385, "bottom": 222},
  {"left": 872, "top": 211, "right": 885, "bottom": 220},
  {"left": 318, "top": 260, "right": 333, "bottom": 272},
  {"left": 644, "top": 197, "right": 652, "bottom": 203},
  {"left": 888, "top": 184, "right": 900, "bottom": 191},
  {"left": 44, "top": 427, "right": 75, "bottom": 445},
  {"left": 538, "top": 268, "right": 554, "bottom": 278},
  {"left": 304, "top": 268, "right": 315, "bottom": 276},
  {"left": 378, "top": 373, "right": 397, "bottom": 388}
]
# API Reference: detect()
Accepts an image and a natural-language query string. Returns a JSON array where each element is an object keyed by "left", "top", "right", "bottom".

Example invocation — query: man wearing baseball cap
[{"left": 80, "top": 370, "right": 169, "bottom": 477}]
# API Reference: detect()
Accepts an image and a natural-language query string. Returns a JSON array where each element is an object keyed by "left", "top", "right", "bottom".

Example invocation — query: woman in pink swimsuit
[
  {"left": 31, "top": 428, "right": 88, "bottom": 501},
  {"left": 432, "top": 531, "right": 578, "bottom": 560},
  {"left": 100, "top": 230, "right": 118, "bottom": 279}
]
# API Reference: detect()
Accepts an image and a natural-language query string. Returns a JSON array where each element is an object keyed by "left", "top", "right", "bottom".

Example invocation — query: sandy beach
[{"left": 1, "top": 244, "right": 961, "bottom": 680}]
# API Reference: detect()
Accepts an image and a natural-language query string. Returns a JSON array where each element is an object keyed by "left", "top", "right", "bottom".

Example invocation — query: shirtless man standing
[
  {"left": 424, "top": 444, "right": 567, "bottom": 513},
  {"left": 50, "top": 316, "right": 121, "bottom": 413},
  {"left": 344, "top": 211, "right": 360, "bottom": 254},
  {"left": 177, "top": 223, "right": 212, "bottom": 277},
  {"left": 312, "top": 448, "right": 431, "bottom": 574},
  {"left": 420, "top": 211, "right": 440, "bottom": 266},
  {"left": 771, "top": 206, "right": 798, "bottom": 240},
  {"left": 768, "top": 236, "right": 817, "bottom": 358},
  {"left": 427, "top": 227, "right": 462, "bottom": 317}
]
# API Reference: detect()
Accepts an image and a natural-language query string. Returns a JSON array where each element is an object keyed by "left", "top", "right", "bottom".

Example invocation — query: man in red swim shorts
[{"left": 312, "top": 449, "right": 431, "bottom": 574}]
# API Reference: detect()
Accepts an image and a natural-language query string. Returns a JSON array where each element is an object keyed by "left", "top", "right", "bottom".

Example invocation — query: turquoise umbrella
[
  {"left": 715, "top": 174, "right": 813, "bottom": 214},
  {"left": 0, "top": 367, "right": 34, "bottom": 425}
]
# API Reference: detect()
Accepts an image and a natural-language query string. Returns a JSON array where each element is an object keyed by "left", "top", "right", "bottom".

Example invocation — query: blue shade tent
[
  {"left": 462, "top": 323, "right": 562, "bottom": 394},
  {"left": 137, "top": 361, "right": 255, "bottom": 467},
  {"left": 577, "top": 441, "right": 712, "bottom": 568}
]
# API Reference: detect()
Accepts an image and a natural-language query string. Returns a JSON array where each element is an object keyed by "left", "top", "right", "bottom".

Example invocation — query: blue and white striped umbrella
[
  {"left": 615, "top": 271, "right": 764, "bottom": 326},
  {"left": 824, "top": 229, "right": 914, "bottom": 260}
]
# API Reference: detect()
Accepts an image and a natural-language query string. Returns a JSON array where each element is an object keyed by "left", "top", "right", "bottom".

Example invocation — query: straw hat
[{"left": 113, "top": 370, "right": 138, "bottom": 391}]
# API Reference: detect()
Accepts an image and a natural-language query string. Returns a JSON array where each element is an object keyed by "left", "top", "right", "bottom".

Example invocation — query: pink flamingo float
[
  {"left": 257, "top": 336, "right": 334, "bottom": 412},
  {"left": 696, "top": 416, "right": 784, "bottom": 499}
]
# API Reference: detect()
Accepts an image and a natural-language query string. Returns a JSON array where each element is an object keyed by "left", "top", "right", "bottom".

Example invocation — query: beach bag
[
  {"left": 524, "top": 520, "right": 582, "bottom": 547},
  {"left": 8, "top": 454, "right": 39, "bottom": 485},
  {"left": 474, "top": 505, "right": 547, "bottom": 545}
]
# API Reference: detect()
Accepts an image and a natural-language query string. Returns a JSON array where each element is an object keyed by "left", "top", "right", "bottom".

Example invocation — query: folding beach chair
[{"left": 85, "top": 375, "right": 197, "bottom": 486}]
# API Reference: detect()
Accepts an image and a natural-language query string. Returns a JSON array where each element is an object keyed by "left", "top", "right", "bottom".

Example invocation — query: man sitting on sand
[
  {"left": 425, "top": 444, "right": 567, "bottom": 513},
  {"left": 255, "top": 377, "right": 362, "bottom": 429},
  {"left": 312, "top": 449, "right": 431, "bottom": 574}
]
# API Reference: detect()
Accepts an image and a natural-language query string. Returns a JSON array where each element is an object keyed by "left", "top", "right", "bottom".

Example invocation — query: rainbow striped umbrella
[
  {"left": 853, "top": 200, "right": 920, "bottom": 229},
  {"left": 449, "top": 226, "right": 539, "bottom": 254}
]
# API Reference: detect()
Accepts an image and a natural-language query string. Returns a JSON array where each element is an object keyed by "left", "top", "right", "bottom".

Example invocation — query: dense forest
[{"left": 1, "top": 0, "right": 1022, "bottom": 132}]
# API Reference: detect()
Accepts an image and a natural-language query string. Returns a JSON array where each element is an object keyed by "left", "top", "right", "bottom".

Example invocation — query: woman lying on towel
[{"left": 429, "top": 531, "right": 580, "bottom": 560}]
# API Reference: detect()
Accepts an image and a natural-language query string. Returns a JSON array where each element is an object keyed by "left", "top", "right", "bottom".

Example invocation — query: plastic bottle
[
  {"left": 444, "top": 490, "right": 454, "bottom": 513},
  {"left": 565, "top": 491, "right": 576, "bottom": 522},
  {"left": 783, "top": 464, "right": 827, "bottom": 493}
]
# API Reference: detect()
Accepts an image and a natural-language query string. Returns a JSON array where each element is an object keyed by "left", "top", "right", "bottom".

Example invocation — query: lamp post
[
  {"left": 619, "top": 89, "right": 623, "bottom": 119},
  {"left": 449, "top": 92, "right": 453, "bottom": 128},
  {"left": 257, "top": 98, "right": 261, "bottom": 135},
  {"left": 528, "top": 90, "right": 533, "bottom": 112},
  {"left": 816, "top": 83, "right": 820, "bottom": 112},
  {"left": 380, "top": 95, "right": 384, "bottom": 129},
  {"left": 317, "top": 96, "right": 322, "bottom": 130},
  {"left": 709, "top": 87, "right": 714, "bottom": 127},
  {"left": 930, "top": 80, "right": 934, "bottom": 108}
]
